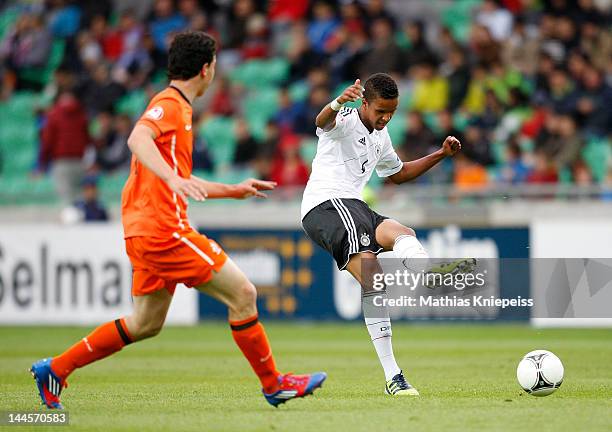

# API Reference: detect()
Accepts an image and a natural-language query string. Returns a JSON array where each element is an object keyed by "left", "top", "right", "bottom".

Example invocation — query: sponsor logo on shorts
[{"left": 360, "top": 233, "right": 371, "bottom": 247}]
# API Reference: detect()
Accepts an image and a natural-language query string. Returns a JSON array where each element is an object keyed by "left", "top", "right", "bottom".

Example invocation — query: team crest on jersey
[
  {"left": 360, "top": 233, "right": 371, "bottom": 247},
  {"left": 375, "top": 143, "right": 382, "bottom": 156},
  {"left": 145, "top": 106, "right": 164, "bottom": 120}
]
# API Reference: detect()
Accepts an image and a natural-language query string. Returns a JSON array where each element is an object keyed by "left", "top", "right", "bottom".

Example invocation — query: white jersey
[{"left": 301, "top": 107, "right": 403, "bottom": 219}]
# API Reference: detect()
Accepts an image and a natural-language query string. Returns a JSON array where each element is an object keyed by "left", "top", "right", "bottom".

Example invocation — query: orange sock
[
  {"left": 230, "top": 315, "right": 280, "bottom": 394},
  {"left": 51, "top": 318, "right": 132, "bottom": 379}
]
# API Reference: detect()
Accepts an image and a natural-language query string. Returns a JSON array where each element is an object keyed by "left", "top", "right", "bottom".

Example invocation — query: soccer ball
[{"left": 516, "top": 350, "right": 564, "bottom": 396}]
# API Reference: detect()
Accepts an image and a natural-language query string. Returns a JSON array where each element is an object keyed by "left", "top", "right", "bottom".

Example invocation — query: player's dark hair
[
  {"left": 363, "top": 73, "right": 398, "bottom": 101},
  {"left": 167, "top": 31, "right": 216, "bottom": 80}
]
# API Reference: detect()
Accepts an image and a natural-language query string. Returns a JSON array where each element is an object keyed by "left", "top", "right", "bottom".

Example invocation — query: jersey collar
[
  {"left": 357, "top": 109, "right": 377, "bottom": 135},
  {"left": 169, "top": 85, "right": 192, "bottom": 106}
]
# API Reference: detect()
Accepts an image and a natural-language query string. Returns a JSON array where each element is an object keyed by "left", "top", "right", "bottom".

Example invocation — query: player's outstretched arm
[
  {"left": 388, "top": 136, "right": 462, "bottom": 184},
  {"left": 127, "top": 124, "right": 208, "bottom": 203},
  {"left": 315, "top": 79, "right": 364, "bottom": 131},
  {"left": 190, "top": 176, "right": 277, "bottom": 199}
]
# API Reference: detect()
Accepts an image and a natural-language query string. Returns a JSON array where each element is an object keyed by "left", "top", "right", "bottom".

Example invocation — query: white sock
[
  {"left": 363, "top": 292, "right": 401, "bottom": 381},
  {"left": 393, "top": 235, "right": 429, "bottom": 274}
]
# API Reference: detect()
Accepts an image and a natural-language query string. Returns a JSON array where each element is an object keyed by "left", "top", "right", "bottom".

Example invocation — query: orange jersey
[{"left": 121, "top": 87, "right": 194, "bottom": 239}]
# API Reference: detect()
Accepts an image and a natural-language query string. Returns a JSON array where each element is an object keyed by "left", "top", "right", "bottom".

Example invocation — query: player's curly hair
[
  {"left": 363, "top": 73, "right": 398, "bottom": 101},
  {"left": 167, "top": 31, "right": 217, "bottom": 80}
]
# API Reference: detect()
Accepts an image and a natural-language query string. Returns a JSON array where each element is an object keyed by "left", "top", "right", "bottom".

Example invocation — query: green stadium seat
[
  {"left": 229, "top": 58, "right": 289, "bottom": 89},
  {"left": 0, "top": 7, "right": 19, "bottom": 40},
  {"left": 288, "top": 81, "right": 309, "bottom": 102},
  {"left": 116, "top": 90, "right": 148, "bottom": 118},
  {"left": 582, "top": 138, "right": 611, "bottom": 183},
  {"left": 243, "top": 87, "right": 279, "bottom": 141},
  {"left": 387, "top": 115, "right": 406, "bottom": 146},
  {"left": 441, "top": 0, "right": 482, "bottom": 42},
  {"left": 199, "top": 116, "right": 237, "bottom": 169},
  {"left": 300, "top": 137, "right": 318, "bottom": 165},
  {"left": 99, "top": 172, "right": 129, "bottom": 204}
]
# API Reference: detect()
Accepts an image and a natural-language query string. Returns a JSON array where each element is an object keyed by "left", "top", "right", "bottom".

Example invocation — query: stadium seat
[
  {"left": 441, "top": 0, "right": 482, "bottom": 42},
  {"left": 116, "top": 90, "right": 148, "bottom": 118},
  {"left": 229, "top": 58, "right": 289, "bottom": 89},
  {"left": 289, "top": 81, "right": 309, "bottom": 103},
  {"left": 243, "top": 87, "right": 279, "bottom": 141},
  {"left": 0, "top": 7, "right": 19, "bottom": 40},
  {"left": 99, "top": 172, "right": 129, "bottom": 203},
  {"left": 386, "top": 114, "right": 407, "bottom": 146},
  {"left": 199, "top": 116, "right": 237, "bottom": 169},
  {"left": 299, "top": 137, "right": 318, "bottom": 165},
  {"left": 582, "top": 138, "right": 611, "bottom": 183}
]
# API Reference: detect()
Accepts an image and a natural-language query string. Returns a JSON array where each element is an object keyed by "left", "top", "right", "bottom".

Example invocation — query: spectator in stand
[
  {"left": 575, "top": 65, "right": 612, "bottom": 136},
  {"left": 363, "top": 0, "right": 396, "bottom": 28},
  {"left": 92, "top": 113, "right": 132, "bottom": 173},
  {"left": 502, "top": 16, "right": 540, "bottom": 76},
  {"left": 79, "top": 0, "right": 113, "bottom": 29},
  {"left": 402, "top": 20, "right": 437, "bottom": 70},
  {"left": 572, "top": 158, "right": 594, "bottom": 186},
  {"left": 436, "top": 110, "right": 464, "bottom": 145},
  {"left": 411, "top": 60, "right": 449, "bottom": 113},
  {"left": 579, "top": 19, "right": 612, "bottom": 72},
  {"left": 527, "top": 149, "right": 559, "bottom": 184},
  {"left": 112, "top": 9, "right": 150, "bottom": 88},
  {"left": 499, "top": 137, "right": 530, "bottom": 184},
  {"left": 209, "top": 76, "right": 236, "bottom": 117},
  {"left": 40, "top": 89, "right": 90, "bottom": 205},
  {"left": 462, "top": 63, "right": 488, "bottom": 115},
  {"left": 226, "top": 0, "right": 258, "bottom": 50},
  {"left": 442, "top": 46, "right": 470, "bottom": 111},
  {"left": 400, "top": 111, "right": 437, "bottom": 160},
  {"left": 148, "top": 0, "right": 187, "bottom": 52},
  {"left": 536, "top": 112, "right": 583, "bottom": 171},
  {"left": 453, "top": 153, "right": 489, "bottom": 190},
  {"left": 273, "top": 87, "right": 300, "bottom": 133},
  {"left": 268, "top": 0, "right": 309, "bottom": 23},
  {"left": 73, "top": 175, "right": 109, "bottom": 222},
  {"left": 463, "top": 124, "right": 495, "bottom": 167},
  {"left": 89, "top": 14, "right": 123, "bottom": 62},
  {"left": 0, "top": 13, "right": 51, "bottom": 94},
  {"left": 307, "top": 1, "right": 340, "bottom": 54},
  {"left": 556, "top": 16, "right": 580, "bottom": 56},
  {"left": 469, "top": 24, "right": 501, "bottom": 67},
  {"left": 47, "top": 0, "right": 82, "bottom": 38},
  {"left": 476, "top": 0, "right": 514, "bottom": 41},
  {"left": 241, "top": 13, "right": 270, "bottom": 59},
  {"left": 293, "top": 85, "right": 330, "bottom": 136},
  {"left": 270, "top": 134, "right": 309, "bottom": 187},
  {"left": 542, "top": 67, "right": 579, "bottom": 114},
  {"left": 81, "top": 62, "right": 126, "bottom": 117},
  {"left": 286, "top": 22, "right": 326, "bottom": 82},
  {"left": 233, "top": 119, "right": 259, "bottom": 167},
  {"left": 359, "top": 17, "right": 404, "bottom": 77}
]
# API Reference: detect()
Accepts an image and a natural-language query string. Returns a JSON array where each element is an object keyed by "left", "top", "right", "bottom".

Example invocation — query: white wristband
[{"left": 330, "top": 98, "right": 344, "bottom": 111}]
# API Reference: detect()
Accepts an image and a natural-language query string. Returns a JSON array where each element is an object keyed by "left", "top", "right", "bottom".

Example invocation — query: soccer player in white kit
[{"left": 301, "top": 73, "right": 468, "bottom": 396}]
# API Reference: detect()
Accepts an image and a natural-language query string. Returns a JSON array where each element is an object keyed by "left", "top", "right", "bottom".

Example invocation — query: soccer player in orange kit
[{"left": 30, "top": 31, "right": 326, "bottom": 409}]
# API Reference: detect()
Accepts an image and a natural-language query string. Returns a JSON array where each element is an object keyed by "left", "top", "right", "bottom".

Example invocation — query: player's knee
[
  {"left": 230, "top": 280, "right": 257, "bottom": 314},
  {"left": 129, "top": 317, "right": 164, "bottom": 340}
]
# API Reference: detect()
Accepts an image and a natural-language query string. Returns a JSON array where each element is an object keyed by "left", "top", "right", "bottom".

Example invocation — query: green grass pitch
[{"left": 1, "top": 323, "right": 611, "bottom": 431}]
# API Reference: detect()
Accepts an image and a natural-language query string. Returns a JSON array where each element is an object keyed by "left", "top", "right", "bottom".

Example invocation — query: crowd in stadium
[{"left": 0, "top": 0, "right": 610, "bottom": 205}]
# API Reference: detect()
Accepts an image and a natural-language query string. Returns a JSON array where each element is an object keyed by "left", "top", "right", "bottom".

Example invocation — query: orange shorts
[{"left": 125, "top": 229, "right": 228, "bottom": 296}]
